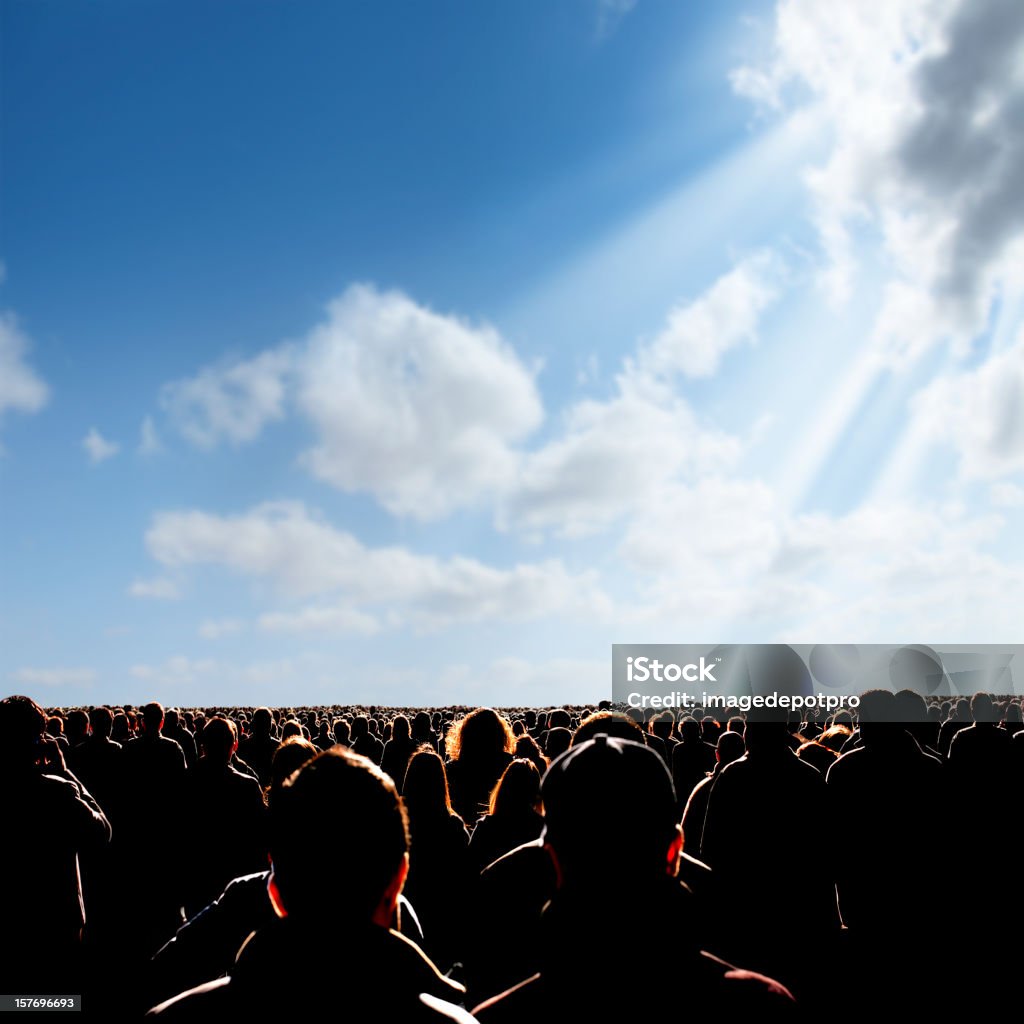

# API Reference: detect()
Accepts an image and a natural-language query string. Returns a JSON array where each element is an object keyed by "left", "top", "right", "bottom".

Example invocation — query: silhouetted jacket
[
  {"left": 472, "top": 879, "right": 793, "bottom": 1020},
  {"left": 147, "top": 917, "right": 473, "bottom": 1021}
]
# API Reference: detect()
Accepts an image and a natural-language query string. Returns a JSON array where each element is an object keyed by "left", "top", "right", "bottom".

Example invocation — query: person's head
[
  {"left": 541, "top": 735, "right": 680, "bottom": 890},
  {"left": 514, "top": 734, "right": 548, "bottom": 775},
  {"left": 268, "top": 737, "right": 318, "bottom": 805},
  {"left": 402, "top": 748, "right": 454, "bottom": 819},
  {"left": 547, "top": 709, "right": 571, "bottom": 731},
  {"left": 67, "top": 709, "right": 90, "bottom": 744},
  {"left": 545, "top": 726, "right": 572, "bottom": 761},
  {"left": 165, "top": 708, "right": 180, "bottom": 732},
  {"left": 489, "top": 758, "right": 541, "bottom": 817},
  {"left": 269, "top": 747, "right": 409, "bottom": 926},
  {"left": 251, "top": 707, "right": 273, "bottom": 738},
  {"left": 741, "top": 706, "right": 791, "bottom": 752},
  {"left": 445, "top": 708, "right": 515, "bottom": 762},
  {"left": 142, "top": 701, "right": 164, "bottom": 736},
  {"left": 0, "top": 695, "right": 47, "bottom": 768},
  {"left": 391, "top": 715, "right": 410, "bottom": 743},
  {"left": 571, "top": 712, "right": 643, "bottom": 747},
  {"left": 679, "top": 717, "right": 701, "bottom": 744},
  {"left": 202, "top": 716, "right": 238, "bottom": 765},
  {"left": 91, "top": 706, "right": 113, "bottom": 741},
  {"left": 715, "top": 730, "right": 745, "bottom": 767},
  {"left": 971, "top": 691, "right": 997, "bottom": 724},
  {"left": 857, "top": 689, "right": 898, "bottom": 746},
  {"left": 281, "top": 719, "right": 303, "bottom": 741},
  {"left": 351, "top": 715, "right": 369, "bottom": 741},
  {"left": 649, "top": 711, "right": 674, "bottom": 740}
]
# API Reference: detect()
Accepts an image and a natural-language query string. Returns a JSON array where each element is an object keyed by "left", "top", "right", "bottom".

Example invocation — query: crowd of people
[{"left": 2, "top": 690, "right": 1021, "bottom": 1018}]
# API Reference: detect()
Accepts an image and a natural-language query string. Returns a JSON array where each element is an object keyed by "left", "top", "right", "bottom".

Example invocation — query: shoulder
[{"left": 146, "top": 977, "right": 231, "bottom": 1018}]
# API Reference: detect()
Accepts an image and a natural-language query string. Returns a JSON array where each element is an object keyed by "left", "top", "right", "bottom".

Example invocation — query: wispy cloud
[
  {"left": 82, "top": 427, "right": 120, "bottom": 464},
  {"left": 0, "top": 314, "right": 48, "bottom": 419}
]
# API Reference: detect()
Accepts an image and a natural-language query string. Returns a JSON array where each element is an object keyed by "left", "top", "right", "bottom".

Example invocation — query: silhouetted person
[
  {"left": 237, "top": 707, "right": 279, "bottom": 787},
  {"left": 121, "top": 701, "right": 189, "bottom": 955},
  {"left": 824, "top": 689, "right": 943, "bottom": 1009},
  {"left": 701, "top": 709, "right": 839, "bottom": 999},
  {"left": 148, "top": 747, "right": 473, "bottom": 1020},
  {"left": 472, "top": 736, "right": 792, "bottom": 1020},
  {"left": 350, "top": 714, "right": 384, "bottom": 766},
  {"left": 445, "top": 709, "right": 515, "bottom": 826},
  {"left": 469, "top": 759, "right": 544, "bottom": 874},
  {"left": 681, "top": 730, "right": 744, "bottom": 853},
  {"left": 402, "top": 750, "right": 473, "bottom": 972},
  {"left": 0, "top": 695, "right": 111, "bottom": 994},
  {"left": 382, "top": 715, "right": 418, "bottom": 792},
  {"left": 672, "top": 716, "right": 716, "bottom": 815},
  {"left": 183, "top": 717, "right": 268, "bottom": 916}
]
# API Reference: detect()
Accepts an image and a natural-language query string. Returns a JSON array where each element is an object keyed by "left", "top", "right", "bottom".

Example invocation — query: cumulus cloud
[
  {"left": 734, "top": 0, "right": 1024, "bottom": 360},
  {"left": 499, "top": 374, "right": 741, "bottom": 537},
  {"left": 162, "top": 285, "right": 542, "bottom": 519},
  {"left": 296, "top": 286, "right": 543, "bottom": 519},
  {"left": 145, "top": 501, "right": 608, "bottom": 630},
  {"left": 0, "top": 314, "right": 48, "bottom": 418},
  {"left": 498, "top": 256, "right": 774, "bottom": 537},
  {"left": 910, "top": 328, "right": 1024, "bottom": 478},
  {"left": 617, "top": 473, "right": 1017, "bottom": 639},
  {"left": 638, "top": 252, "right": 780, "bottom": 379},
  {"left": 161, "top": 347, "right": 293, "bottom": 448},
  {"left": 82, "top": 427, "right": 120, "bottom": 463}
]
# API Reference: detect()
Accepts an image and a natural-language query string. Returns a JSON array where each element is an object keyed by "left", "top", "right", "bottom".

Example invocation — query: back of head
[
  {"left": 0, "top": 695, "right": 46, "bottom": 768},
  {"left": 271, "top": 747, "right": 408, "bottom": 921},
  {"left": 971, "top": 691, "right": 996, "bottom": 723},
  {"left": 446, "top": 707, "right": 514, "bottom": 762},
  {"left": 392, "top": 715, "right": 411, "bottom": 742},
  {"left": 572, "top": 711, "right": 643, "bottom": 747},
  {"left": 142, "top": 701, "right": 164, "bottom": 735},
  {"left": 716, "top": 730, "right": 745, "bottom": 766},
  {"left": 269, "top": 737, "right": 319, "bottom": 803},
  {"left": 202, "top": 716, "right": 237, "bottom": 764},
  {"left": 857, "top": 689, "right": 898, "bottom": 747},
  {"left": 91, "top": 706, "right": 113, "bottom": 740},
  {"left": 489, "top": 758, "right": 540, "bottom": 816},
  {"left": 402, "top": 748, "right": 452, "bottom": 818},
  {"left": 541, "top": 735, "right": 678, "bottom": 887}
]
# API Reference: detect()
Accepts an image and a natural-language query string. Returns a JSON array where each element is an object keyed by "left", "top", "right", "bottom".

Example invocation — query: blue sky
[{"left": 3, "top": 0, "right": 1024, "bottom": 707}]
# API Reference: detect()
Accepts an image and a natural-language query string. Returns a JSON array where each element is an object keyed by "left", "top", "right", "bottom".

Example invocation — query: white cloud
[
  {"left": 734, "top": 0, "right": 1024, "bottom": 361},
  {"left": 11, "top": 667, "right": 96, "bottom": 688},
  {"left": 129, "top": 577, "right": 181, "bottom": 600},
  {"left": 0, "top": 314, "right": 48, "bottom": 418},
  {"left": 258, "top": 605, "right": 381, "bottom": 635},
  {"left": 145, "top": 500, "right": 608, "bottom": 630},
  {"left": 990, "top": 482, "right": 1024, "bottom": 507},
  {"left": 498, "top": 257, "right": 772, "bottom": 538},
  {"left": 296, "top": 286, "right": 542, "bottom": 518},
  {"left": 499, "top": 374, "right": 741, "bottom": 537},
  {"left": 162, "top": 285, "right": 543, "bottom": 520},
  {"left": 910, "top": 328, "right": 1024, "bottom": 478},
  {"left": 82, "top": 427, "right": 120, "bottom": 463},
  {"left": 161, "top": 347, "right": 293, "bottom": 448},
  {"left": 639, "top": 252, "right": 780, "bottom": 379},
  {"left": 138, "top": 416, "right": 162, "bottom": 455},
  {"left": 198, "top": 618, "right": 245, "bottom": 639},
  {"left": 616, "top": 474, "right": 1018, "bottom": 638}
]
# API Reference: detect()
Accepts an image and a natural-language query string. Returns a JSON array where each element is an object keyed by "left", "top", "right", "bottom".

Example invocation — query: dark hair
[
  {"left": 489, "top": 758, "right": 541, "bottom": 816},
  {"left": 403, "top": 748, "right": 457, "bottom": 821},
  {"left": 445, "top": 708, "right": 515, "bottom": 762},
  {"left": 0, "top": 695, "right": 46, "bottom": 766},
  {"left": 271, "top": 747, "right": 409, "bottom": 921},
  {"left": 202, "top": 716, "right": 237, "bottom": 762}
]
